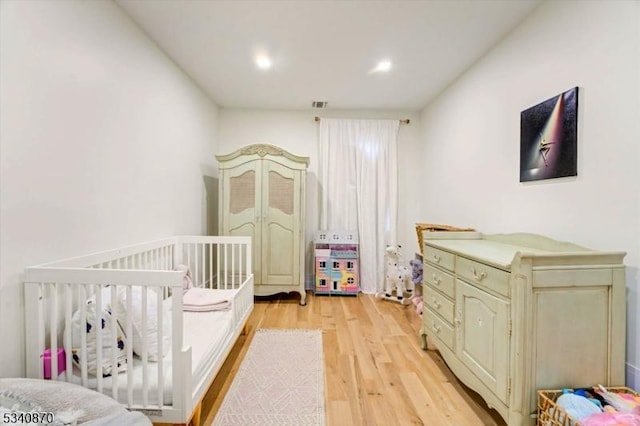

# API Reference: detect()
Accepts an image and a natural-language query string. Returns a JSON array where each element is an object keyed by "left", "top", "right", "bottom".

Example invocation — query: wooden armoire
[{"left": 216, "top": 144, "right": 309, "bottom": 305}]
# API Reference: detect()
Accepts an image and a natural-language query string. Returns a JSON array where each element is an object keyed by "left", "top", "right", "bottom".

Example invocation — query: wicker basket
[
  {"left": 537, "top": 387, "right": 640, "bottom": 426},
  {"left": 415, "top": 223, "right": 475, "bottom": 253}
]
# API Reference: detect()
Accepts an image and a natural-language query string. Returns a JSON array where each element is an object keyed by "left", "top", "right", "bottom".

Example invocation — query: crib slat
[
  {"left": 224, "top": 244, "right": 228, "bottom": 289},
  {"left": 50, "top": 283, "right": 58, "bottom": 382},
  {"left": 79, "top": 285, "right": 88, "bottom": 387},
  {"left": 209, "top": 243, "right": 213, "bottom": 289},
  {"left": 187, "top": 247, "right": 191, "bottom": 283},
  {"left": 126, "top": 285, "right": 134, "bottom": 407},
  {"left": 141, "top": 286, "right": 148, "bottom": 407},
  {"left": 201, "top": 243, "right": 206, "bottom": 287},
  {"left": 239, "top": 244, "right": 242, "bottom": 284},
  {"left": 64, "top": 284, "right": 72, "bottom": 383},
  {"left": 241, "top": 243, "right": 244, "bottom": 286},
  {"left": 194, "top": 245, "right": 199, "bottom": 288},
  {"left": 162, "top": 246, "right": 167, "bottom": 272},
  {"left": 96, "top": 285, "right": 103, "bottom": 393},
  {"left": 157, "top": 289, "right": 164, "bottom": 408},
  {"left": 170, "top": 282, "right": 184, "bottom": 413},
  {"left": 168, "top": 245, "right": 173, "bottom": 273},
  {"left": 231, "top": 244, "right": 235, "bottom": 288},
  {"left": 216, "top": 244, "right": 221, "bottom": 290},
  {"left": 28, "top": 283, "right": 45, "bottom": 379},
  {"left": 240, "top": 244, "right": 245, "bottom": 284},
  {"left": 110, "top": 285, "right": 119, "bottom": 400}
]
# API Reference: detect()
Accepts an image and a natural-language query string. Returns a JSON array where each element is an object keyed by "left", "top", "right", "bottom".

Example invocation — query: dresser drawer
[
  {"left": 456, "top": 256, "right": 510, "bottom": 297},
  {"left": 424, "top": 263, "right": 455, "bottom": 298},
  {"left": 424, "top": 285, "right": 454, "bottom": 324},
  {"left": 423, "top": 308, "right": 455, "bottom": 352},
  {"left": 424, "top": 245, "right": 455, "bottom": 271}
]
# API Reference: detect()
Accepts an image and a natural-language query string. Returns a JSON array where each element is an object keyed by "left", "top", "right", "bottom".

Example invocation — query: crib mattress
[{"left": 67, "top": 305, "right": 234, "bottom": 406}]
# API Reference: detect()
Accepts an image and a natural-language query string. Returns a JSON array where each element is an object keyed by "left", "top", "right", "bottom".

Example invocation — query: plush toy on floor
[
  {"left": 376, "top": 245, "right": 414, "bottom": 305},
  {"left": 412, "top": 295, "right": 424, "bottom": 315}
]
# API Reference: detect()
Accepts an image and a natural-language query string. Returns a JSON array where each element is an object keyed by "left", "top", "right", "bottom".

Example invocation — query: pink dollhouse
[{"left": 314, "top": 231, "right": 359, "bottom": 296}]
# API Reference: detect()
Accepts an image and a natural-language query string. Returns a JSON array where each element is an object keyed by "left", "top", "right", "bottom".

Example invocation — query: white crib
[{"left": 24, "top": 236, "right": 254, "bottom": 425}]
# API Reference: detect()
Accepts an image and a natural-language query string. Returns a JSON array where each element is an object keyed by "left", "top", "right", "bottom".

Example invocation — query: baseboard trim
[{"left": 626, "top": 362, "right": 640, "bottom": 391}]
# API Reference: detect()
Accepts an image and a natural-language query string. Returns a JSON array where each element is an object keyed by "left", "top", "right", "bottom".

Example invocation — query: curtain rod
[{"left": 314, "top": 116, "right": 410, "bottom": 125}]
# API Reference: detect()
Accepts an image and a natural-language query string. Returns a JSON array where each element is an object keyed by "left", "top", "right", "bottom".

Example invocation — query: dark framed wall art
[{"left": 520, "top": 86, "right": 579, "bottom": 182}]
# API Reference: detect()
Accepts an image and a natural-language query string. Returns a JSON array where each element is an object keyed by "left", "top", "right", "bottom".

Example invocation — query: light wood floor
[{"left": 198, "top": 292, "right": 506, "bottom": 426}]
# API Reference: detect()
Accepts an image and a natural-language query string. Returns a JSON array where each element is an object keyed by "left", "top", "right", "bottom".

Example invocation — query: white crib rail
[
  {"left": 24, "top": 270, "right": 184, "bottom": 409},
  {"left": 178, "top": 236, "right": 252, "bottom": 290},
  {"left": 24, "top": 236, "right": 252, "bottom": 423}
]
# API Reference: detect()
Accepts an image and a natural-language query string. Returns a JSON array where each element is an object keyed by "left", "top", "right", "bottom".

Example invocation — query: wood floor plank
[
  {"left": 327, "top": 400, "right": 354, "bottom": 426},
  {"left": 323, "top": 329, "right": 347, "bottom": 402},
  {"left": 376, "top": 361, "right": 422, "bottom": 425},
  {"left": 400, "top": 371, "right": 453, "bottom": 425},
  {"left": 341, "top": 354, "right": 364, "bottom": 423},
  {"left": 194, "top": 292, "right": 506, "bottom": 426}
]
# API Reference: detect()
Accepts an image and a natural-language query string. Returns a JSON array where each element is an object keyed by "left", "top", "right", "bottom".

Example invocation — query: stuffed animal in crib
[
  {"left": 175, "top": 264, "right": 193, "bottom": 293},
  {"left": 382, "top": 245, "right": 413, "bottom": 301}
]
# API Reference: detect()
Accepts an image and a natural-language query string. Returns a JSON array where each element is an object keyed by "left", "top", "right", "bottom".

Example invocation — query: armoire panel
[{"left": 229, "top": 170, "right": 256, "bottom": 214}]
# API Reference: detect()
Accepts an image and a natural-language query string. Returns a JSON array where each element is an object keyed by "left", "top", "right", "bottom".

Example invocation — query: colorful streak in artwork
[{"left": 528, "top": 95, "right": 564, "bottom": 171}]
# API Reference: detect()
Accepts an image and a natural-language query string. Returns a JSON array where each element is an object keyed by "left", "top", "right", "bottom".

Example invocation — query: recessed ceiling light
[
  {"left": 368, "top": 59, "right": 392, "bottom": 74},
  {"left": 375, "top": 60, "right": 392, "bottom": 72},
  {"left": 255, "top": 54, "right": 272, "bottom": 70}
]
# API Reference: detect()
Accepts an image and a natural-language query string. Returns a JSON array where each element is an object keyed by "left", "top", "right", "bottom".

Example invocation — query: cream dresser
[
  {"left": 420, "top": 231, "right": 626, "bottom": 425},
  {"left": 216, "top": 144, "right": 309, "bottom": 305}
]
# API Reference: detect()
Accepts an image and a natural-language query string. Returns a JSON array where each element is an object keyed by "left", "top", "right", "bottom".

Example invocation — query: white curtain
[{"left": 318, "top": 118, "right": 400, "bottom": 294}]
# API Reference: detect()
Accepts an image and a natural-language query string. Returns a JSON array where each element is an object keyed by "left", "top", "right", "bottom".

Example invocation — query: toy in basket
[
  {"left": 537, "top": 386, "right": 640, "bottom": 426},
  {"left": 376, "top": 245, "right": 414, "bottom": 305}
]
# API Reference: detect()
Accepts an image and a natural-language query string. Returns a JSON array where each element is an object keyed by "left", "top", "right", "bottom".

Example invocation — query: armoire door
[
  {"left": 261, "top": 160, "right": 302, "bottom": 286},
  {"left": 222, "top": 159, "right": 263, "bottom": 281}
]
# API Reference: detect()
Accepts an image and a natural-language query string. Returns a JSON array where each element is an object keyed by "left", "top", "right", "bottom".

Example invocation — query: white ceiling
[{"left": 116, "top": 0, "right": 540, "bottom": 111}]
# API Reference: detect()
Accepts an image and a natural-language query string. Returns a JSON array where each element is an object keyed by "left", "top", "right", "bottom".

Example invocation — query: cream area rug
[{"left": 214, "top": 329, "right": 325, "bottom": 426}]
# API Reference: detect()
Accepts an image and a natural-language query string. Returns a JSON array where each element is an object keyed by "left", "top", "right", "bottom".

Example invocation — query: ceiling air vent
[{"left": 312, "top": 101, "right": 328, "bottom": 109}]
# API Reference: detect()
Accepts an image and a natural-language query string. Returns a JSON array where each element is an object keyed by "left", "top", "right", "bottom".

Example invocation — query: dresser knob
[
  {"left": 432, "top": 254, "right": 441, "bottom": 263},
  {"left": 432, "top": 322, "right": 441, "bottom": 333},
  {"left": 471, "top": 267, "right": 487, "bottom": 281},
  {"left": 432, "top": 297, "right": 441, "bottom": 309},
  {"left": 432, "top": 273, "right": 441, "bottom": 285}
]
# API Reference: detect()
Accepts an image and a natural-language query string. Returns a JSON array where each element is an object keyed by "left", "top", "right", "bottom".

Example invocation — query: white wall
[
  {"left": 0, "top": 1, "right": 220, "bottom": 377},
  {"left": 418, "top": 1, "right": 640, "bottom": 388},
  {"left": 217, "top": 109, "right": 424, "bottom": 288}
]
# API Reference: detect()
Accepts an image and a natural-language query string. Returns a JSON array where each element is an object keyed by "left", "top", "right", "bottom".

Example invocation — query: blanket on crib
[{"left": 183, "top": 288, "right": 232, "bottom": 312}]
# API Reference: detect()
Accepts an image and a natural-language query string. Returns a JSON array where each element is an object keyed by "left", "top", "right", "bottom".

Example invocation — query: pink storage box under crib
[{"left": 42, "top": 348, "right": 66, "bottom": 379}]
